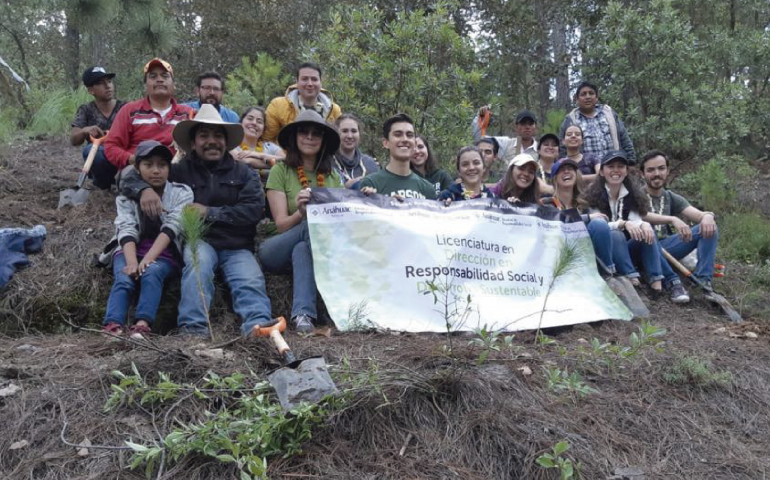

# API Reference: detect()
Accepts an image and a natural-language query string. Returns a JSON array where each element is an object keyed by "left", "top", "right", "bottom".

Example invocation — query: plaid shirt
[{"left": 574, "top": 104, "right": 614, "bottom": 158}]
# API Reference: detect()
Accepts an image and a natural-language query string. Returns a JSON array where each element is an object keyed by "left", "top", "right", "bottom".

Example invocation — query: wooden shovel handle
[
  {"left": 269, "top": 329, "right": 291, "bottom": 356},
  {"left": 661, "top": 248, "right": 692, "bottom": 278},
  {"left": 82, "top": 131, "right": 109, "bottom": 175}
]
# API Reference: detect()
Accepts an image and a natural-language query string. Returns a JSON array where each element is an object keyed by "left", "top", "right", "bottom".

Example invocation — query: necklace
[
  {"left": 461, "top": 183, "right": 481, "bottom": 200},
  {"left": 649, "top": 193, "right": 666, "bottom": 237},
  {"left": 297, "top": 165, "right": 325, "bottom": 189}
]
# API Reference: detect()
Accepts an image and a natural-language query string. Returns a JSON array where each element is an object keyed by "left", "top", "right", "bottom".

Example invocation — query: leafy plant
[
  {"left": 543, "top": 366, "right": 598, "bottom": 400},
  {"left": 536, "top": 441, "right": 582, "bottom": 480},
  {"left": 584, "top": 321, "right": 667, "bottom": 373},
  {"left": 467, "top": 324, "right": 504, "bottom": 365}
]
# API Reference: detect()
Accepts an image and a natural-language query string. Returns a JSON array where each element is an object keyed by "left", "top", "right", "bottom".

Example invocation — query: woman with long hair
[
  {"left": 410, "top": 135, "right": 454, "bottom": 196},
  {"left": 231, "top": 106, "right": 285, "bottom": 181},
  {"left": 562, "top": 124, "right": 599, "bottom": 183},
  {"left": 581, "top": 151, "right": 688, "bottom": 300},
  {"left": 259, "top": 110, "right": 343, "bottom": 332},
  {"left": 439, "top": 146, "right": 495, "bottom": 203},
  {"left": 543, "top": 158, "right": 614, "bottom": 274},
  {"left": 333, "top": 113, "right": 380, "bottom": 188},
  {"left": 500, "top": 154, "right": 540, "bottom": 204}
]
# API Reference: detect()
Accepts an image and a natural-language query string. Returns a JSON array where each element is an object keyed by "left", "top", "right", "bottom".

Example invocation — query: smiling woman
[
  {"left": 230, "top": 106, "right": 285, "bottom": 182},
  {"left": 438, "top": 146, "right": 495, "bottom": 203},
  {"left": 259, "top": 110, "right": 343, "bottom": 333}
]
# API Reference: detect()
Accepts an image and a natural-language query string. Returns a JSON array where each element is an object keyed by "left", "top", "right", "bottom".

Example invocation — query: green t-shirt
[
  {"left": 265, "top": 162, "right": 343, "bottom": 216},
  {"left": 649, "top": 189, "right": 691, "bottom": 238},
  {"left": 360, "top": 168, "right": 437, "bottom": 200},
  {"left": 415, "top": 168, "right": 455, "bottom": 196}
]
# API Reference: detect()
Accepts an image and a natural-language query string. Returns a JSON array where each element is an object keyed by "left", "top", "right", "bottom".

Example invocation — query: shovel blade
[
  {"left": 267, "top": 356, "right": 338, "bottom": 410},
  {"left": 58, "top": 188, "right": 90, "bottom": 209},
  {"left": 606, "top": 277, "right": 650, "bottom": 319},
  {"left": 704, "top": 291, "right": 743, "bottom": 323}
]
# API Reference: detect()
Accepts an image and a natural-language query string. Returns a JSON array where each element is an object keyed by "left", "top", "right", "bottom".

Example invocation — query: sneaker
[
  {"left": 101, "top": 322, "right": 124, "bottom": 340},
  {"left": 128, "top": 324, "right": 152, "bottom": 340},
  {"left": 291, "top": 314, "right": 315, "bottom": 334},
  {"left": 667, "top": 280, "right": 690, "bottom": 304}
]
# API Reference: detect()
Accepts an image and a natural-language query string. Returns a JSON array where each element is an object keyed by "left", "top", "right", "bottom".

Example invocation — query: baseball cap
[
  {"left": 600, "top": 150, "right": 629, "bottom": 166},
  {"left": 143, "top": 58, "right": 173, "bottom": 76},
  {"left": 537, "top": 133, "right": 559, "bottom": 150},
  {"left": 551, "top": 158, "right": 580, "bottom": 177},
  {"left": 135, "top": 140, "right": 173, "bottom": 164},
  {"left": 515, "top": 109, "right": 537, "bottom": 124},
  {"left": 82, "top": 66, "right": 115, "bottom": 87},
  {"left": 508, "top": 153, "right": 539, "bottom": 169}
]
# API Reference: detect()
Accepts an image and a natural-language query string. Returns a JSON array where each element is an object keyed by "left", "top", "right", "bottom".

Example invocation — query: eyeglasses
[
  {"left": 298, "top": 128, "right": 324, "bottom": 139},
  {"left": 199, "top": 85, "right": 222, "bottom": 92}
]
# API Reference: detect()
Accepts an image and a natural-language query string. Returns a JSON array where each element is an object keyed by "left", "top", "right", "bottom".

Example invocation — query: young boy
[{"left": 101, "top": 140, "right": 193, "bottom": 339}]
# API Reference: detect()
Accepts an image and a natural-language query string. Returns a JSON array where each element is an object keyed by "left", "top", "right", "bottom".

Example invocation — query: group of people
[{"left": 70, "top": 58, "right": 719, "bottom": 340}]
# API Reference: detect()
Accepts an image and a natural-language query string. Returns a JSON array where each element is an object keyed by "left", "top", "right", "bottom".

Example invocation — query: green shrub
[
  {"left": 718, "top": 212, "right": 770, "bottom": 264},
  {"left": 663, "top": 355, "right": 732, "bottom": 388},
  {"left": 28, "top": 87, "right": 92, "bottom": 137},
  {"left": 0, "top": 105, "right": 22, "bottom": 143}
]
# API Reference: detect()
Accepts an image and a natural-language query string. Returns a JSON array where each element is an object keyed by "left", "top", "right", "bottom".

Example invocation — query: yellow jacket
[{"left": 263, "top": 84, "right": 342, "bottom": 142}]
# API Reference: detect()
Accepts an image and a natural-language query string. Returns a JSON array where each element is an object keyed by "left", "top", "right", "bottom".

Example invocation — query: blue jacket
[
  {"left": 0, "top": 225, "right": 46, "bottom": 289},
  {"left": 184, "top": 101, "right": 240, "bottom": 123}
]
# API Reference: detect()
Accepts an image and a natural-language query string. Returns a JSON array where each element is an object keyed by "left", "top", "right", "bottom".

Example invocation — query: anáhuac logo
[{"left": 322, "top": 205, "right": 351, "bottom": 216}]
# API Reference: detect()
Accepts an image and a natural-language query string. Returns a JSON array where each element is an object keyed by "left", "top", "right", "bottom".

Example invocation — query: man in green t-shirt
[
  {"left": 641, "top": 150, "right": 719, "bottom": 287},
  {"left": 360, "top": 113, "right": 436, "bottom": 200}
]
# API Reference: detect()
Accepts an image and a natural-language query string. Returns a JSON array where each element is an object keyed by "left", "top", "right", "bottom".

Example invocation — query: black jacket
[{"left": 120, "top": 152, "right": 264, "bottom": 251}]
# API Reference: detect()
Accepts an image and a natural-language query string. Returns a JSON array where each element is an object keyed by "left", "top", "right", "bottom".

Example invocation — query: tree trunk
[
  {"left": 65, "top": 22, "right": 80, "bottom": 89},
  {"left": 553, "top": 12, "right": 571, "bottom": 111},
  {"left": 534, "top": 0, "right": 550, "bottom": 123}
]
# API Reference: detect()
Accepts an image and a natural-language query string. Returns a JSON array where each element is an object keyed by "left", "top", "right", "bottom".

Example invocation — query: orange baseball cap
[{"left": 143, "top": 58, "right": 173, "bottom": 76}]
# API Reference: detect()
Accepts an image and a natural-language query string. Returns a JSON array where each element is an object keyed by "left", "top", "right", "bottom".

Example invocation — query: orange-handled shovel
[{"left": 58, "top": 131, "right": 109, "bottom": 209}]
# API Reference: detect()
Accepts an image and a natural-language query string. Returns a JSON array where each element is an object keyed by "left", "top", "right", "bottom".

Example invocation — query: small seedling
[{"left": 537, "top": 440, "right": 582, "bottom": 479}]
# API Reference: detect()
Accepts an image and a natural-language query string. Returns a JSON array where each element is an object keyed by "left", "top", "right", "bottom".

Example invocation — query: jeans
[
  {"left": 103, "top": 253, "right": 176, "bottom": 326},
  {"left": 83, "top": 143, "right": 117, "bottom": 190},
  {"left": 659, "top": 224, "right": 719, "bottom": 281},
  {"left": 177, "top": 242, "right": 273, "bottom": 337},
  {"left": 611, "top": 229, "right": 668, "bottom": 284},
  {"left": 587, "top": 219, "right": 615, "bottom": 274},
  {"left": 258, "top": 221, "right": 317, "bottom": 319}
]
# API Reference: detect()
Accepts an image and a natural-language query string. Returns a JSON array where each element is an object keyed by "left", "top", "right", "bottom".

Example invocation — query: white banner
[{"left": 308, "top": 189, "right": 632, "bottom": 332}]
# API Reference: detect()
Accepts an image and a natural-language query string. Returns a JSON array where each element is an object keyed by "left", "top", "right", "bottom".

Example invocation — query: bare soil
[{"left": 1, "top": 138, "right": 770, "bottom": 479}]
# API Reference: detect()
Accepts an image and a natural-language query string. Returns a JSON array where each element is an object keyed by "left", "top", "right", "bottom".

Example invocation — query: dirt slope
[{"left": 1, "top": 137, "right": 769, "bottom": 479}]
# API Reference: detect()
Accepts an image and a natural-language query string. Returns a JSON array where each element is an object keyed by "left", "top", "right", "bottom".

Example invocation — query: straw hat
[
  {"left": 277, "top": 109, "right": 340, "bottom": 154},
  {"left": 172, "top": 104, "right": 244, "bottom": 152}
]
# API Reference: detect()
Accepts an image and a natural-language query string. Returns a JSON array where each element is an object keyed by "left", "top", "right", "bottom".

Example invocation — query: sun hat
[
  {"left": 172, "top": 104, "right": 244, "bottom": 152},
  {"left": 277, "top": 109, "right": 341, "bottom": 154}
]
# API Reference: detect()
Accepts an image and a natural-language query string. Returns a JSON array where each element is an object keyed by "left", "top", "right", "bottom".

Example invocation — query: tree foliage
[
  {"left": 306, "top": 1, "right": 482, "bottom": 167},
  {"left": 226, "top": 54, "right": 292, "bottom": 115}
]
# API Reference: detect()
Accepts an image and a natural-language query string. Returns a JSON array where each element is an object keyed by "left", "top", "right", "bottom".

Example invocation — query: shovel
[
  {"left": 251, "top": 317, "right": 338, "bottom": 410},
  {"left": 661, "top": 248, "right": 742, "bottom": 323},
  {"left": 478, "top": 109, "right": 491, "bottom": 137},
  {"left": 596, "top": 255, "right": 650, "bottom": 318},
  {"left": 58, "top": 132, "right": 108, "bottom": 209}
]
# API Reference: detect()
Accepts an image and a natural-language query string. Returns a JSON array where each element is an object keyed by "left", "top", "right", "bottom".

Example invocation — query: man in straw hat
[{"left": 119, "top": 104, "right": 276, "bottom": 338}]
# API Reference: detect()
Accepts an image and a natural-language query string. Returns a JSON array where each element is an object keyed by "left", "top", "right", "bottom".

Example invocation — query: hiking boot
[
  {"left": 667, "top": 280, "right": 690, "bottom": 304},
  {"left": 291, "top": 314, "right": 315, "bottom": 334},
  {"left": 102, "top": 322, "right": 124, "bottom": 336},
  {"left": 128, "top": 324, "right": 152, "bottom": 340}
]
